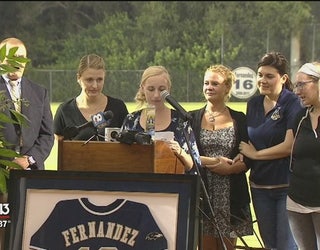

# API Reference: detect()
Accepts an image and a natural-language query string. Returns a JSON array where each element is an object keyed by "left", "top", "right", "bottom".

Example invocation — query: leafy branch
[{"left": 0, "top": 45, "right": 30, "bottom": 193}]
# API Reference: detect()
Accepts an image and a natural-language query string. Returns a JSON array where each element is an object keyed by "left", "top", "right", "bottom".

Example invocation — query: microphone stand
[
  {"left": 180, "top": 119, "right": 227, "bottom": 250},
  {"left": 82, "top": 127, "right": 106, "bottom": 145}
]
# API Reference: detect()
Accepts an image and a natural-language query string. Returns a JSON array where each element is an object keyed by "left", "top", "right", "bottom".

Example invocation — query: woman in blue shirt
[{"left": 239, "top": 52, "right": 302, "bottom": 250}]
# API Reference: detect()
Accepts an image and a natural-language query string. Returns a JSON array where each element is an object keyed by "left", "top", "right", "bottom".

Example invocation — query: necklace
[{"left": 206, "top": 107, "right": 227, "bottom": 129}]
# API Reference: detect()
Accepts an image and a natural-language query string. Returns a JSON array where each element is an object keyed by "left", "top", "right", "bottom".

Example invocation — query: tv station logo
[{"left": 0, "top": 203, "right": 10, "bottom": 228}]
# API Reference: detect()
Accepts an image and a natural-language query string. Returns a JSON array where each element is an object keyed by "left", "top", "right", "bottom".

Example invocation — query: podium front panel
[
  {"left": 154, "top": 140, "right": 185, "bottom": 174},
  {"left": 58, "top": 140, "right": 154, "bottom": 173}
]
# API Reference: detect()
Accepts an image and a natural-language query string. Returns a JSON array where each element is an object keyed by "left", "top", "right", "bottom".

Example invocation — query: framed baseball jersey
[{"left": 5, "top": 170, "right": 200, "bottom": 250}]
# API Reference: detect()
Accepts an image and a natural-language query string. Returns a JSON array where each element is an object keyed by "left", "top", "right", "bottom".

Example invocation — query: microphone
[
  {"left": 111, "top": 130, "right": 136, "bottom": 145},
  {"left": 111, "top": 130, "right": 152, "bottom": 145},
  {"left": 90, "top": 111, "right": 113, "bottom": 129},
  {"left": 63, "top": 110, "right": 113, "bottom": 139},
  {"left": 160, "top": 90, "right": 192, "bottom": 121}
]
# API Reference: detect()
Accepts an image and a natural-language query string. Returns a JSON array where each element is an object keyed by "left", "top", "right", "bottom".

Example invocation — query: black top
[
  {"left": 289, "top": 108, "right": 320, "bottom": 207},
  {"left": 54, "top": 97, "right": 128, "bottom": 141}
]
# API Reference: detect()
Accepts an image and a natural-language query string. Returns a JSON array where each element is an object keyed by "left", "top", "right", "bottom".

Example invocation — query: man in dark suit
[{"left": 0, "top": 37, "right": 54, "bottom": 170}]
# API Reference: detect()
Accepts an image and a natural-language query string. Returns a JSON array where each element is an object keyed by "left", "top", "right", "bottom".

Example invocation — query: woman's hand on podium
[
  {"left": 167, "top": 140, "right": 182, "bottom": 156},
  {"left": 166, "top": 140, "right": 194, "bottom": 172}
]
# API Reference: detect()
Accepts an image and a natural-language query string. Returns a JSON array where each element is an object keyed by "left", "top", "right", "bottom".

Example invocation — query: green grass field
[{"left": 46, "top": 101, "right": 265, "bottom": 249}]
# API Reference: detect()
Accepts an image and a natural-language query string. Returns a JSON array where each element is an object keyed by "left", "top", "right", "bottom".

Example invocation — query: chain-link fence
[{"left": 25, "top": 69, "right": 211, "bottom": 103}]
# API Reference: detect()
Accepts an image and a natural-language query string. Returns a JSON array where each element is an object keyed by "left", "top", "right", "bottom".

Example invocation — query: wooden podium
[
  {"left": 154, "top": 140, "right": 184, "bottom": 174},
  {"left": 58, "top": 140, "right": 184, "bottom": 174}
]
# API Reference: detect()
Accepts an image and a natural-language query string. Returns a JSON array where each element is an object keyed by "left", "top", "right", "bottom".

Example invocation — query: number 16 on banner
[{"left": 231, "top": 67, "right": 257, "bottom": 100}]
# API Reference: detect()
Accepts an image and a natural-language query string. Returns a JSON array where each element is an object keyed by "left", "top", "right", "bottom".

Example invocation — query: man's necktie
[
  {"left": 9, "top": 79, "right": 23, "bottom": 153},
  {"left": 9, "top": 80, "right": 21, "bottom": 112}
]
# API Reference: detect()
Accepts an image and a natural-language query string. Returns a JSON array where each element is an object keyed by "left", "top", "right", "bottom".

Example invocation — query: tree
[{"left": 2, "top": 2, "right": 315, "bottom": 101}]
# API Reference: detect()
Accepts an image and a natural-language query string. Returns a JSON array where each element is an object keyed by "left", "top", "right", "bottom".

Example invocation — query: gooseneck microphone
[
  {"left": 63, "top": 110, "right": 113, "bottom": 139},
  {"left": 160, "top": 90, "right": 192, "bottom": 121}
]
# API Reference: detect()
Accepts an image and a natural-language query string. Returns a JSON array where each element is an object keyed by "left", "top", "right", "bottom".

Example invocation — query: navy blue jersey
[{"left": 30, "top": 198, "right": 168, "bottom": 250}]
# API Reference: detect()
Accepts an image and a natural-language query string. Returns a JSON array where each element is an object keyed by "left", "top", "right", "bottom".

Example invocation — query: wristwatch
[{"left": 27, "top": 156, "right": 36, "bottom": 166}]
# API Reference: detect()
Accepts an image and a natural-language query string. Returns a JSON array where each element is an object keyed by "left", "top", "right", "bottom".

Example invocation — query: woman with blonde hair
[
  {"left": 121, "top": 65, "right": 199, "bottom": 171},
  {"left": 189, "top": 64, "right": 253, "bottom": 250}
]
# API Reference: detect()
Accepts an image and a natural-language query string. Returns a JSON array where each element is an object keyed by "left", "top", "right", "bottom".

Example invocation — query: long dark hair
[{"left": 257, "top": 51, "right": 293, "bottom": 91}]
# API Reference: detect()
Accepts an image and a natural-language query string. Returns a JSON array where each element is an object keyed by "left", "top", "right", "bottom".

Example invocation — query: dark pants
[{"left": 251, "top": 188, "right": 297, "bottom": 250}]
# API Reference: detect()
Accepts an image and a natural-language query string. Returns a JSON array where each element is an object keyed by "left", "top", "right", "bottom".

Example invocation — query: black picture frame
[{"left": 5, "top": 170, "right": 200, "bottom": 250}]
